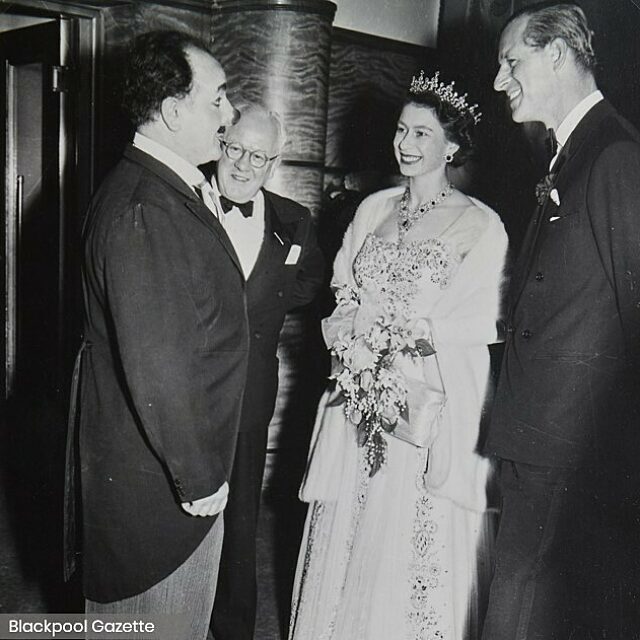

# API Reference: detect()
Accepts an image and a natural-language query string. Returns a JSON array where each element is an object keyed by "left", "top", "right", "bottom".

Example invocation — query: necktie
[
  {"left": 545, "top": 128, "right": 558, "bottom": 165},
  {"left": 194, "top": 180, "right": 220, "bottom": 218},
  {"left": 219, "top": 195, "right": 254, "bottom": 218}
]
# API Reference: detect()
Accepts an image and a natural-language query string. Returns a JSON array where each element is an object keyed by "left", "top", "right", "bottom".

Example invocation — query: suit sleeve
[
  {"left": 587, "top": 140, "right": 640, "bottom": 357},
  {"left": 291, "top": 214, "right": 325, "bottom": 309},
  {"left": 101, "top": 204, "right": 230, "bottom": 502}
]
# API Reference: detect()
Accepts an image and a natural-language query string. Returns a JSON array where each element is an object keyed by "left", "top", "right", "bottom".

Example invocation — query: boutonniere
[{"left": 535, "top": 173, "right": 559, "bottom": 206}]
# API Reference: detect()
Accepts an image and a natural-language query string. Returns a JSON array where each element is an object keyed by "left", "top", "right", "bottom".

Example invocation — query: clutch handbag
[{"left": 390, "top": 354, "right": 446, "bottom": 448}]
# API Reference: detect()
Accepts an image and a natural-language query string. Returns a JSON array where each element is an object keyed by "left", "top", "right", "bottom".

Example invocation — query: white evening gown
[{"left": 289, "top": 187, "right": 508, "bottom": 640}]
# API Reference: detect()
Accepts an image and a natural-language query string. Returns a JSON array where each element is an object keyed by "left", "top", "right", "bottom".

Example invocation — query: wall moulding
[
  {"left": 212, "top": 0, "right": 336, "bottom": 16},
  {"left": 143, "top": 0, "right": 337, "bottom": 16}
]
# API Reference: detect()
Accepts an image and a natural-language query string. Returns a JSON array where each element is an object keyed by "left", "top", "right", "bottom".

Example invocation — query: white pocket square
[
  {"left": 549, "top": 215, "right": 562, "bottom": 222},
  {"left": 285, "top": 244, "right": 301, "bottom": 265}
]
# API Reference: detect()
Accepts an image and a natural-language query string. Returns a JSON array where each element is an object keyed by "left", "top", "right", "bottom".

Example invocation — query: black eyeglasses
[{"left": 220, "top": 141, "right": 278, "bottom": 169}]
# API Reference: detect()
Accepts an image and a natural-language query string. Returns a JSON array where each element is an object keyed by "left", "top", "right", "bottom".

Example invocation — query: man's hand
[{"left": 181, "top": 481, "right": 229, "bottom": 517}]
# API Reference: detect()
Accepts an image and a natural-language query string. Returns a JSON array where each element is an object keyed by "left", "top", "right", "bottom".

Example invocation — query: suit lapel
[
  {"left": 247, "top": 193, "right": 290, "bottom": 287},
  {"left": 184, "top": 200, "right": 244, "bottom": 276},
  {"left": 510, "top": 101, "right": 613, "bottom": 311},
  {"left": 124, "top": 145, "right": 243, "bottom": 275}
]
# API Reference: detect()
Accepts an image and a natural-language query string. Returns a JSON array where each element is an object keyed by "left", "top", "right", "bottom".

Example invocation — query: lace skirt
[{"left": 289, "top": 401, "right": 491, "bottom": 640}]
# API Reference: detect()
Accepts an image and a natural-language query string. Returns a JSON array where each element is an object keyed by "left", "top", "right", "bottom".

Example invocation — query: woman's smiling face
[{"left": 393, "top": 103, "right": 458, "bottom": 178}]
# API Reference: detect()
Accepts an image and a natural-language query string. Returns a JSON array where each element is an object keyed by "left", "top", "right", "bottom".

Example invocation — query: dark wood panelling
[
  {"left": 267, "top": 165, "right": 325, "bottom": 217},
  {"left": 325, "top": 28, "right": 434, "bottom": 176}
]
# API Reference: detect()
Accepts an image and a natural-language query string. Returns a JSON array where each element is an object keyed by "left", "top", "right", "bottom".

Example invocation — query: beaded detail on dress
[
  {"left": 407, "top": 449, "right": 447, "bottom": 639},
  {"left": 353, "top": 234, "right": 461, "bottom": 317}
]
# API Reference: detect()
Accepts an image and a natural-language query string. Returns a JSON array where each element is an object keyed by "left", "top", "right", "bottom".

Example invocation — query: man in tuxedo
[
  {"left": 68, "top": 31, "right": 248, "bottom": 639},
  {"left": 483, "top": 3, "right": 640, "bottom": 638},
  {"left": 209, "top": 104, "right": 324, "bottom": 640}
]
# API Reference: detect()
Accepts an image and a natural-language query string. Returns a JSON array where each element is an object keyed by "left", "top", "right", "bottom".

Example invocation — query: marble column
[
  {"left": 210, "top": 0, "right": 336, "bottom": 215},
  {"left": 209, "top": 0, "right": 336, "bottom": 486}
]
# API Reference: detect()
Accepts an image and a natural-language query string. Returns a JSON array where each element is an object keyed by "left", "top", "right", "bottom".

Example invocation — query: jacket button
[
  {"left": 277, "top": 290, "right": 284, "bottom": 298},
  {"left": 521, "top": 329, "right": 532, "bottom": 339},
  {"left": 535, "top": 272, "right": 544, "bottom": 281},
  {"left": 506, "top": 325, "right": 515, "bottom": 334},
  {"left": 254, "top": 331, "right": 262, "bottom": 339}
]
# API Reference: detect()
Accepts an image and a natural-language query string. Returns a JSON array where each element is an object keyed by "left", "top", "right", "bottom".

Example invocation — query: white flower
[
  {"left": 344, "top": 335, "right": 378, "bottom": 372},
  {"left": 550, "top": 188, "right": 560, "bottom": 206},
  {"left": 331, "top": 328, "right": 352, "bottom": 357},
  {"left": 334, "top": 369, "right": 358, "bottom": 396},
  {"left": 366, "top": 321, "right": 390, "bottom": 353},
  {"left": 335, "top": 284, "right": 360, "bottom": 307},
  {"left": 360, "top": 369, "right": 374, "bottom": 392}
]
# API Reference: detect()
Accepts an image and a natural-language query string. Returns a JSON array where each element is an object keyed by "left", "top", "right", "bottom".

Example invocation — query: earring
[{"left": 444, "top": 152, "right": 454, "bottom": 164}]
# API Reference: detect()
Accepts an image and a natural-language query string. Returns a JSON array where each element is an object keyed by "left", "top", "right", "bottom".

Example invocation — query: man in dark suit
[
  {"left": 483, "top": 4, "right": 640, "bottom": 638},
  {"left": 209, "top": 104, "right": 324, "bottom": 640},
  {"left": 69, "top": 31, "right": 248, "bottom": 639}
]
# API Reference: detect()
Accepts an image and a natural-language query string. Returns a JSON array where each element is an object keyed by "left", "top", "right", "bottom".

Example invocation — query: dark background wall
[{"left": 438, "top": 0, "right": 640, "bottom": 246}]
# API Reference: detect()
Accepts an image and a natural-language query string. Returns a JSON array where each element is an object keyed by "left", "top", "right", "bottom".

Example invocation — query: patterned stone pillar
[
  {"left": 209, "top": 0, "right": 336, "bottom": 487},
  {"left": 210, "top": 0, "right": 336, "bottom": 215}
]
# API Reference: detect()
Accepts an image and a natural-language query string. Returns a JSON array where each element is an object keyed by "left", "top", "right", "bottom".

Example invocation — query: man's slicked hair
[
  {"left": 121, "top": 30, "right": 211, "bottom": 128},
  {"left": 505, "top": 2, "right": 597, "bottom": 72}
]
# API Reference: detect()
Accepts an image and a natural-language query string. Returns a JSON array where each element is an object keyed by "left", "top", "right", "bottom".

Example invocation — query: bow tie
[{"left": 219, "top": 195, "right": 254, "bottom": 218}]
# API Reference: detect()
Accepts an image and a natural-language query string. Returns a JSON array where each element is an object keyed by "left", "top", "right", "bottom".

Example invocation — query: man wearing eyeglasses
[{"left": 209, "top": 103, "right": 324, "bottom": 640}]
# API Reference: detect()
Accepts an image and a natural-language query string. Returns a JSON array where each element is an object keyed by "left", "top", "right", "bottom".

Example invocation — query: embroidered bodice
[{"left": 352, "top": 233, "right": 461, "bottom": 317}]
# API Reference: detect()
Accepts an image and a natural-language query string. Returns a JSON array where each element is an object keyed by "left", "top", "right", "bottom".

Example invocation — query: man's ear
[
  {"left": 265, "top": 156, "right": 281, "bottom": 181},
  {"left": 160, "top": 96, "right": 182, "bottom": 132},
  {"left": 547, "top": 37, "right": 569, "bottom": 71}
]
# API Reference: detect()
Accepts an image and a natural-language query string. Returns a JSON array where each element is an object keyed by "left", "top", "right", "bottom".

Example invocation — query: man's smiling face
[
  {"left": 494, "top": 15, "right": 556, "bottom": 127},
  {"left": 216, "top": 109, "right": 279, "bottom": 204}
]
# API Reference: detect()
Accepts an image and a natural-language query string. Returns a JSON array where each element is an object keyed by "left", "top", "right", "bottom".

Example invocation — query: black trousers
[
  {"left": 210, "top": 426, "right": 269, "bottom": 640},
  {"left": 482, "top": 459, "right": 640, "bottom": 640},
  {"left": 482, "top": 461, "right": 575, "bottom": 640}
]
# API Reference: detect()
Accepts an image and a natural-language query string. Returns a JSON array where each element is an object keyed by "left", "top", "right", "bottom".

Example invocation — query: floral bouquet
[{"left": 327, "top": 285, "right": 436, "bottom": 476}]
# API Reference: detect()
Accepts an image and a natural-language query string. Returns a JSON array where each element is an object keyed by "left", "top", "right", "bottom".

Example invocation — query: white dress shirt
[
  {"left": 132, "top": 132, "right": 221, "bottom": 217},
  {"left": 550, "top": 90, "right": 604, "bottom": 170},
  {"left": 211, "top": 184, "right": 265, "bottom": 279}
]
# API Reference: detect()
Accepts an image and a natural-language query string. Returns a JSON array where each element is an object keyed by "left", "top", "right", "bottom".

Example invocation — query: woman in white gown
[{"left": 289, "top": 71, "right": 508, "bottom": 640}]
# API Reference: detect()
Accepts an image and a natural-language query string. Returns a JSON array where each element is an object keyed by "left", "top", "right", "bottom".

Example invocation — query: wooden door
[{"left": 1, "top": 20, "right": 68, "bottom": 401}]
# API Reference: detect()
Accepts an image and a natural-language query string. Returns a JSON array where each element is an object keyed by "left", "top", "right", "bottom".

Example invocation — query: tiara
[{"left": 409, "top": 70, "right": 482, "bottom": 125}]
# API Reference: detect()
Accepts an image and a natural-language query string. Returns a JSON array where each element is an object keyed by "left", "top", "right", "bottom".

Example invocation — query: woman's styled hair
[{"left": 401, "top": 90, "right": 476, "bottom": 168}]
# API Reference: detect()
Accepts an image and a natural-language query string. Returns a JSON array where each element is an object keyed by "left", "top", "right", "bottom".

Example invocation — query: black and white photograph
[{"left": 1, "top": 1, "right": 640, "bottom": 638}]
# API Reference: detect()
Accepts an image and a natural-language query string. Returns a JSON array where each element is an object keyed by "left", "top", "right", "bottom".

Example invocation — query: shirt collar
[
  {"left": 555, "top": 90, "right": 604, "bottom": 149},
  {"left": 133, "top": 132, "right": 205, "bottom": 188}
]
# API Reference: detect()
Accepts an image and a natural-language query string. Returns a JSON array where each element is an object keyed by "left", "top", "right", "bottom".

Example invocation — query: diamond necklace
[{"left": 397, "top": 183, "right": 454, "bottom": 240}]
